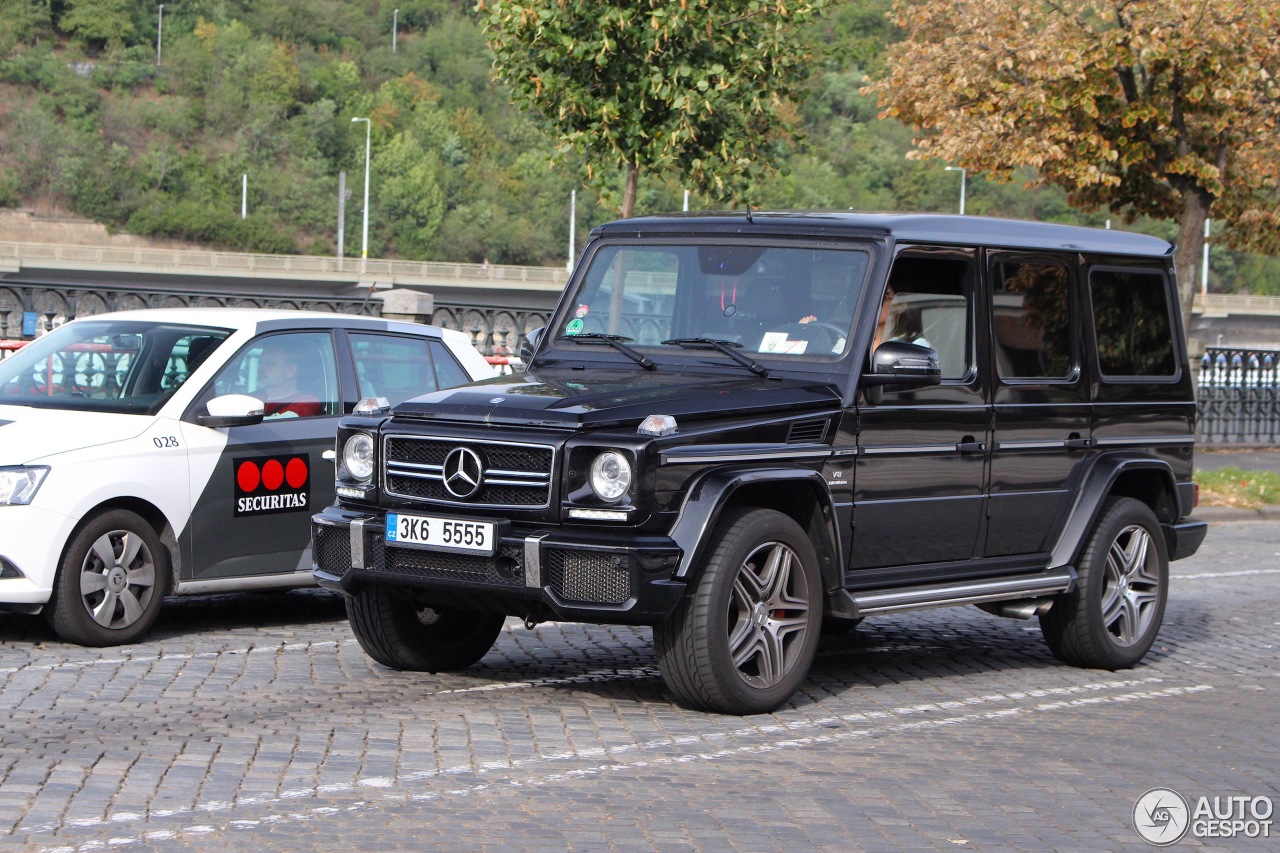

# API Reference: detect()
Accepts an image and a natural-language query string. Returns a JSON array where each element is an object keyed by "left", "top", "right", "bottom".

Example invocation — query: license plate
[{"left": 384, "top": 513, "right": 496, "bottom": 556}]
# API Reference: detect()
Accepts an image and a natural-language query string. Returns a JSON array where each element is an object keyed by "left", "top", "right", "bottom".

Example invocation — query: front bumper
[
  {"left": 311, "top": 505, "right": 686, "bottom": 624},
  {"left": 0, "top": 503, "right": 76, "bottom": 607}
]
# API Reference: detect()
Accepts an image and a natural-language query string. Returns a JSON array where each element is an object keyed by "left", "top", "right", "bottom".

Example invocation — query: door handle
[
  {"left": 956, "top": 436, "right": 986, "bottom": 454},
  {"left": 1064, "top": 433, "right": 1094, "bottom": 450}
]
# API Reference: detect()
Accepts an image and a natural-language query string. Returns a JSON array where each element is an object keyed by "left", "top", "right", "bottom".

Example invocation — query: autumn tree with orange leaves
[{"left": 870, "top": 0, "right": 1280, "bottom": 321}]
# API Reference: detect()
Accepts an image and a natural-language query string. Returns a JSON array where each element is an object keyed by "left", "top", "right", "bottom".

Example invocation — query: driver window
[
  {"left": 210, "top": 332, "right": 339, "bottom": 419},
  {"left": 877, "top": 255, "right": 974, "bottom": 380}
]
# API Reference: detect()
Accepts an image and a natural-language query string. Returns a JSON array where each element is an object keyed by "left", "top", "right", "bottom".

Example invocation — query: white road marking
[
  {"left": 41, "top": 682, "right": 1212, "bottom": 852},
  {"left": 1174, "top": 568, "right": 1280, "bottom": 580},
  {"left": 30, "top": 675, "right": 1199, "bottom": 850}
]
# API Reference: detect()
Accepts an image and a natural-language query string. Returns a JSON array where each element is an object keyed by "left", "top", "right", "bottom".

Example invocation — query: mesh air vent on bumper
[
  {"left": 547, "top": 549, "right": 633, "bottom": 605},
  {"left": 313, "top": 524, "right": 352, "bottom": 578}
]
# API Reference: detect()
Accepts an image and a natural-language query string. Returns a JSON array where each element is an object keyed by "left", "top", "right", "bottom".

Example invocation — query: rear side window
[
  {"left": 992, "top": 259, "right": 1074, "bottom": 380},
  {"left": 1090, "top": 269, "right": 1176, "bottom": 377},
  {"left": 350, "top": 333, "right": 439, "bottom": 406},
  {"left": 429, "top": 339, "right": 471, "bottom": 389}
]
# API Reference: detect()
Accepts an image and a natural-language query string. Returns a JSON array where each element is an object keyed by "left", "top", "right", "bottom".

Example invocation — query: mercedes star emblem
[{"left": 442, "top": 447, "right": 484, "bottom": 499}]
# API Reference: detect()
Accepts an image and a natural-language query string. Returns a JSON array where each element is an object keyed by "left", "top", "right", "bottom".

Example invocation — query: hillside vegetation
[{"left": 0, "top": 0, "right": 1276, "bottom": 291}]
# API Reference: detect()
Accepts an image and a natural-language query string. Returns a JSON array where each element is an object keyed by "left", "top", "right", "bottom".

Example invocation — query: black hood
[{"left": 392, "top": 369, "right": 842, "bottom": 428}]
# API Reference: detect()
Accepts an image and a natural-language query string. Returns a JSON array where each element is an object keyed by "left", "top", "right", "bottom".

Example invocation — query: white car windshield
[{"left": 0, "top": 320, "right": 232, "bottom": 415}]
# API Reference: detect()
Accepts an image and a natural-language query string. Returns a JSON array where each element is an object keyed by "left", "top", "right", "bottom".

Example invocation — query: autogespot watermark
[{"left": 1134, "top": 787, "right": 1274, "bottom": 845}]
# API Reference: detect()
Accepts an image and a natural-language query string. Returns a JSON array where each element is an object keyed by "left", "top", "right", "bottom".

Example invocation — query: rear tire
[
  {"left": 47, "top": 509, "right": 169, "bottom": 647},
  {"left": 346, "top": 584, "right": 504, "bottom": 671},
  {"left": 655, "top": 508, "right": 822, "bottom": 715},
  {"left": 1040, "top": 497, "right": 1168, "bottom": 669}
]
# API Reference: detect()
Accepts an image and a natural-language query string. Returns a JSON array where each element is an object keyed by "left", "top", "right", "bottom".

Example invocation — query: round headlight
[
  {"left": 589, "top": 451, "right": 632, "bottom": 503},
  {"left": 342, "top": 433, "right": 375, "bottom": 483}
]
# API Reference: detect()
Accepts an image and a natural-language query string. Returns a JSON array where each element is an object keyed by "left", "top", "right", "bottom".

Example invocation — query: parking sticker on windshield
[{"left": 758, "top": 332, "right": 808, "bottom": 354}]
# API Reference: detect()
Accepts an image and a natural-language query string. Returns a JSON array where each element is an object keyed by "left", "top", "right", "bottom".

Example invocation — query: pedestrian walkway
[{"left": 1196, "top": 447, "right": 1280, "bottom": 474}]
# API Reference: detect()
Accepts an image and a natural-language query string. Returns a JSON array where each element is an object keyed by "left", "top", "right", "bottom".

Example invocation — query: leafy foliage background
[{"left": 0, "top": 0, "right": 1275, "bottom": 292}]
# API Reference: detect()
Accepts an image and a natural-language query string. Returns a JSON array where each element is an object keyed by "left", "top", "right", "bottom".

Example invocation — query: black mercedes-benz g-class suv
[{"left": 313, "top": 212, "right": 1207, "bottom": 715}]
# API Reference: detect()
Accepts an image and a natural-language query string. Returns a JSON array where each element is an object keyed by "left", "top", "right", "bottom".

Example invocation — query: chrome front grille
[{"left": 383, "top": 436, "right": 554, "bottom": 508}]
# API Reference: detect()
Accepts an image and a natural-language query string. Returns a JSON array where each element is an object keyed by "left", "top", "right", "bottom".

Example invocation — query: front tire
[
  {"left": 1040, "top": 496, "right": 1168, "bottom": 669},
  {"left": 47, "top": 509, "right": 169, "bottom": 646},
  {"left": 346, "top": 584, "right": 504, "bottom": 672},
  {"left": 655, "top": 508, "right": 822, "bottom": 715}
]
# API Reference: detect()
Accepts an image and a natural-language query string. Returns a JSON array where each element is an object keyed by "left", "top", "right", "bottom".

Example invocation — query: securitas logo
[{"left": 234, "top": 455, "right": 309, "bottom": 517}]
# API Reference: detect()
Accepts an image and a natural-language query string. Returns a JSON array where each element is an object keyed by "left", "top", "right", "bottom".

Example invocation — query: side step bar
[{"left": 836, "top": 566, "right": 1077, "bottom": 619}]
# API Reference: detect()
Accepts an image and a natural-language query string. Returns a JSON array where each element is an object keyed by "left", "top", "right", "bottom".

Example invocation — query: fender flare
[
  {"left": 668, "top": 465, "right": 841, "bottom": 586},
  {"left": 1048, "top": 452, "right": 1177, "bottom": 570}
]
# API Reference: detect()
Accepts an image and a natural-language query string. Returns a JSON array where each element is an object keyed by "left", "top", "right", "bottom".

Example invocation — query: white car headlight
[
  {"left": 341, "top": 434, "right": 375, "bottom": 483},
  {"left": 0, "top": 466, "right": 50, "bottom": 506},
  {"left": 589, "top": 451, "right": 632, "bottom": 503}
]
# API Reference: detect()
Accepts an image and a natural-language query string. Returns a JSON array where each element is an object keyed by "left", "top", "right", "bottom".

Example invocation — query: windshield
[
  {"left": 554, "top": 242, "right": 871, "bottom": 362},
  {"left": 0, "top": 320, "right": 232, "bottom": 415}
]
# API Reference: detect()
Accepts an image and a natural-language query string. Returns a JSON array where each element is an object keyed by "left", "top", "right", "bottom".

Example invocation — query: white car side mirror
[{"left": 198, "top": 394, "right": 266, "bottom": 427}]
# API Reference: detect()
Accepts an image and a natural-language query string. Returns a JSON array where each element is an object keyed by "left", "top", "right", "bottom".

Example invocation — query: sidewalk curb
[{"left": 1193, "top": 505, "right": 1280, "bottom": 522}]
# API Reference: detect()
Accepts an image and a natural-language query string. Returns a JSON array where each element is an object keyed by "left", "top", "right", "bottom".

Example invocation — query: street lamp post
[
  {"left": 351, "top": 117, "right": 371, "bottom": 265},
  {"left": 945, "top": 166, "right": 966, "bottom": 215},
  {"left": 157, "top": 5, "right": 164, "bottom": 67},
  {"left": 392, "top": 9, "right": 399, "bottom": 53},
  {"left": 567, "top": 189, "right": 576, "bottom": 272},
  {"left": 1202, "top": 219, "right": 1212, "bottom": 297}
]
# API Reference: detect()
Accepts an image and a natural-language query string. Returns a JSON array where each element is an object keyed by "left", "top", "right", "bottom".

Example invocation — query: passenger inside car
[{"left": 253, "top": 338, "right": 322, "bottom": 419}]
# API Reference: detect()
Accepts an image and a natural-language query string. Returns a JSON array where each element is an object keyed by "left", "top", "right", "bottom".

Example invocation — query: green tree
[
  {"left": 251, "top": 41, "right": 303, "bottom": 114},
  {"left": 376, "top": 132, "right": 445, "bottom": 257},
  {"left": 59, "top": 0, "right": 136, "bottom": 50},
  {"left": 869, "top": 0, "right": 1280, "bottom": 324},
  {"left": 0, "top": 0, "right": 53, "bottom": 52},
  {"left": 477, "top": 0, "right": 829, "bottom": 218}
]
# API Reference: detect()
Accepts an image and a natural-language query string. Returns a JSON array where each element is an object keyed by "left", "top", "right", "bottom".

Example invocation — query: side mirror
[
  {"left": 197, "top": 393, "right": 265, "bottom": 427},
  {"left": 862, "top": 341, "right": 942, "bottom": 387},
  {"left": 519, "top": 326, "right": 545, "bottom": 362}
]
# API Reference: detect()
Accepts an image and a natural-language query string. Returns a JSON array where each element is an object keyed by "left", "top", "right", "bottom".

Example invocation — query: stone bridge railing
[{"left": 0, "top": 239, "right": 568, "bottom": 357}]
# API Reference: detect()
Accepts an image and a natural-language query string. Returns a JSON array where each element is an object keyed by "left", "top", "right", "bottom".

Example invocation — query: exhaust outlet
[{"left": 976, "top": 598, "right": 1055, "bottom": 620}]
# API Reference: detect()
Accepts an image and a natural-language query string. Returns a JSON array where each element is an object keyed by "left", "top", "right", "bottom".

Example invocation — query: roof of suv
[{"left": 592, "top": 212, "right": 1173, "bottom": 258}]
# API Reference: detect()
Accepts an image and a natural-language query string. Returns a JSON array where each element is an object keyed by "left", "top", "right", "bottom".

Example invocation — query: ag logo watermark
[
  {"left": 1134, "top": 788, "right": 1190, "bottom": 845},
  {"left": 1135, "top": 787, "right": 1273, "bottom": 845}
]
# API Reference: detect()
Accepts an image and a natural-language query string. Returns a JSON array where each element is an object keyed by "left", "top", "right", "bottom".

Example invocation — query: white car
[{"left": 0, "top": 308, "right": 494, "bottom": 646}]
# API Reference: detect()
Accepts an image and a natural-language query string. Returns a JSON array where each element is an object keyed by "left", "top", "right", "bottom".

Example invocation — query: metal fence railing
[{"left": 1197, "top": 347, "right": 1280, "bottom": 446}]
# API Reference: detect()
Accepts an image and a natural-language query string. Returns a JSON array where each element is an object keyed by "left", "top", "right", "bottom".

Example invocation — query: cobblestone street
[{"left": 2, "top": 520, "right": 1277, "bottom": 852}]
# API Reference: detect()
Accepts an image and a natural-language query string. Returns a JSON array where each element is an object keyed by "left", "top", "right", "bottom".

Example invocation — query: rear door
[{"left": 985, "top": 253, "right": 1092, "bottom": 557}]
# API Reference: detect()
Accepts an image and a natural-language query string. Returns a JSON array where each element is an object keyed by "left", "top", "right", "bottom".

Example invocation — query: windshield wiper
[
  {"left": 661, "top": 338, "right": 770, "bottom": 378},
  {"left": 556, "top": 333, "right": 655, "bottom": 370}
]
